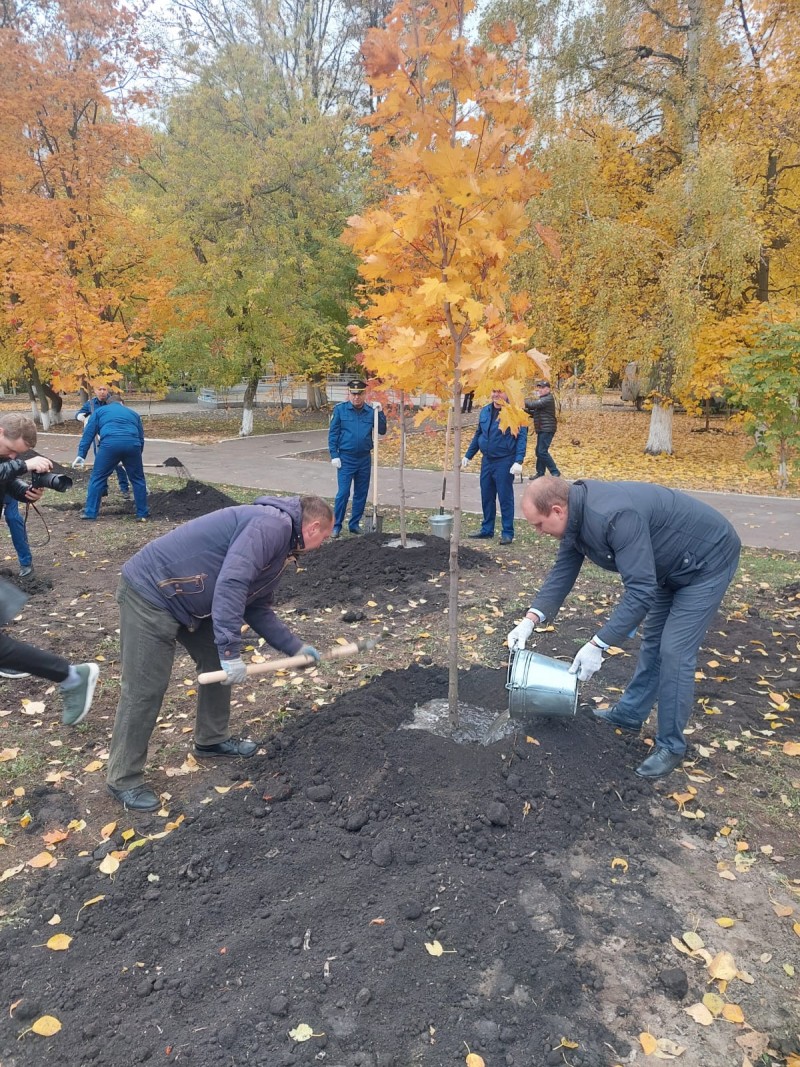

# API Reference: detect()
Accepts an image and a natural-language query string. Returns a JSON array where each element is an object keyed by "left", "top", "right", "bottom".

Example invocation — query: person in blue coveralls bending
[
  {"left": 72, "top": 404, "right": 149, "bottom": 521},
  {"left": 328, "top": 379, "right": 387, "bottom": 537},
  {"left": 462, "top": 388, "right": 528, "bottom": 545}
]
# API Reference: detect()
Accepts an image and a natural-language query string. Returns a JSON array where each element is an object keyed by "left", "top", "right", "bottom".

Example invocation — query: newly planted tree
[{"left": 345, "top": 0, "right": 546, "bottom": 719}]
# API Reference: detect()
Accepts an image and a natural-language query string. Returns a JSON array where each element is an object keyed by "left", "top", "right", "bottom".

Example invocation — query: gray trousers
[
  {"left": 107, "top": 577, "right": 231, "bottom": 790},
  {"left": 613, "top": 551, "right": 740, "bottom": 755}
]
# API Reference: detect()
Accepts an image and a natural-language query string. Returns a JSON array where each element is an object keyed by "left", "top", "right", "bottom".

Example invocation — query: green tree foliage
[
  {"left": 136, "top": 37, "right": 363, "bottom": 431},
  {"left": 729, "top": 320, "right": 800, "bottom": 489}
]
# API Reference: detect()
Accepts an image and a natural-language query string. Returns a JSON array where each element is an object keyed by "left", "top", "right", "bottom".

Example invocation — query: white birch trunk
[
  {"left": 644, "top": 401, "right": 674, "bottom": 455},
  {"left": 239, "top": 406, "right": 254, "bottom": 437}
]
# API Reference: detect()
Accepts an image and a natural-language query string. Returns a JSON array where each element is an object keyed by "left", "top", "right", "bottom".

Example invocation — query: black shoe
[
  {"left": 19, "top": 565, "right": 33, "bottom": 578},
  {"left": 528, "top": 474, "right": 544, "bottom": 481},
  {"left": 107, "top": 784, "right": 160, "bottom": 811},
  {"left": 467, "top": 532, "right": 493, "bottom": 539},
  {"left": 348, "top": 527, "right": 362, "bottom": 536},
  {"left": 499, "top": 536, "right": 513, "bottom": 545},
  {"left": 593, "top": 707, "right": 643, "bottom": 733},
  {"left": 331, "top": 529, "right": 341, "bottom": 539},
  {"left": 635, "top": 747, "right": 685, "bottom": 779},
  {"left": 195, "top": 737, "right": 258, "bottom": 758}
]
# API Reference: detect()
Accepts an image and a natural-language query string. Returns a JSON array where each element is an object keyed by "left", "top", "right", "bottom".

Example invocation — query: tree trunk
[
  {"left": 399, "top": 392, "right": 407, "bottom": 548},
  {"left": 644, "top": 401, "right": 674, "bottom": 455},
  {"left": 239, "top": 373, "right": 259, "bottom": 437},
  {"left": 704, "top": 397, "right": 710, "bottom": 431},
  {"left": 43, "top": 383, "right": 64, "bottom": 425},
  {"left": 756, "top": 148, "right": 778, "bottom": 303},
  {"left": 448, "top": 351, "right": 462, "bottom": 726},
  {"left": 777, "top": 438, "right": 788, "bottom": 490},
  {"left": 306, "top": 377, "right": 328, "bottom": 410},
  {"left": 25, "top": 360, "right": 51, "bottom": 429}
]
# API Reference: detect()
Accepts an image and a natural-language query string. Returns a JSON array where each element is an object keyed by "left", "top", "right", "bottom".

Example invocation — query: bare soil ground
[{"left": 1, "top": 484, "right": 799, "bottom": 1067}]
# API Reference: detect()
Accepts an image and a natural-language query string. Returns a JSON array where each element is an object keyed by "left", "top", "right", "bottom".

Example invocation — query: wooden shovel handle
[{"left": 197, "top": 637, "right": 377, "bottom": 685}]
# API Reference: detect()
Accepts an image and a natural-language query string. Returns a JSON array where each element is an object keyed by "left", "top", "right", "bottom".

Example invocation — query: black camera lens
[{"left": 30, "top": 472, "right": 73, "bottom": 493}]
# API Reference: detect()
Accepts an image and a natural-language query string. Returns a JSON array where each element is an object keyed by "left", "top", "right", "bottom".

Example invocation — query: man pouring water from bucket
[{"left": 506, "top": 478, "right": 741, "bottom": 779}]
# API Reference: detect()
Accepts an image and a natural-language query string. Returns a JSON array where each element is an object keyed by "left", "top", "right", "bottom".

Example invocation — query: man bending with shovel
[{"left": 106, "top": 494, "right": 333, "bottom": 811}]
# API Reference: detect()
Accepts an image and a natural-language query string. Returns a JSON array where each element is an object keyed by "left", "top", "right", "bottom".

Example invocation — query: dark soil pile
[
  {"left": 147, "top": 480, "right": 239, "bottom": 521},
  {"left": 281, "top": 534, "right": 495, "bottom": 610},
  {"left": 1, "top": 664, "right": 689, "bottom": 1067}
]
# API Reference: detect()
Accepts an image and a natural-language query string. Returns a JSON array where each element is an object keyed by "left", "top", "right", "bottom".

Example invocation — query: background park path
[{"left": 38, "top": 426, "right": 800, "bottom": 552}]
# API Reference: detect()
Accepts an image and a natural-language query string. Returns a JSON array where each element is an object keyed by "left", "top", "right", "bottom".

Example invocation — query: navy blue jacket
[
  {"left": 465, "top": 403, "right": 528, "bottom": 464},
  {"left": 122, "top": 496, "right": 305, "bottom": 660},
  {"left": 75, "top": 395, "right": 117, "bottom": 420},
  {"left": 328, "top": 402, "right": 387, "bottom": 462},
  {"left": 77, "top": 404, "right": 144, "bottom": 459},
  {"left": 530, "top": 480, "right": 741, "bottom": 646}
]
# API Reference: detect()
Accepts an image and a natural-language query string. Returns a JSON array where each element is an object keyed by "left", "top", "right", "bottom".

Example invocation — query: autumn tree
[
  {"left": 0, "top": 0, "right": 162, "bottom": 424},
  {"left": 345, "top": 0, "right": 546, "bottom": 719},
  {"left": 728, "top": 319, "right": 800, "bottom": 489}
]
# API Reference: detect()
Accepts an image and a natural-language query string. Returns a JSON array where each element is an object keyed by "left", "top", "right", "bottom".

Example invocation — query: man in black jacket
[
  {"left": 0, "top": 414, "right": 99, "bottom": 723},
  {"left": 507, "top": 477, "right": 741, "bottom": 778},
  {"left": 524, "top": 379, "right": 560, "bottom": 479}
]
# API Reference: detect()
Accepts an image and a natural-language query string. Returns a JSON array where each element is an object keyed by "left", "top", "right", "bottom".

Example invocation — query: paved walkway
[{"left": 38, "top": 427, "right": 800, "bottom": 552}]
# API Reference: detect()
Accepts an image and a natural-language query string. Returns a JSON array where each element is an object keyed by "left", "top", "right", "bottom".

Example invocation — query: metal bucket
[
  {"left": 428, "top": 513, "right": 454, "bottom": 540},
  {"left": 506, "top": 649, "right": 579, "bottom": 720}
]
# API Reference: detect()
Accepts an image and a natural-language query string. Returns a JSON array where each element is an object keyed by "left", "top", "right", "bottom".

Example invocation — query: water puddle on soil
[
  {"left": 383, "top": 538, "right": 426, "bottom": 549},
  {"left": 400, "top": 697, "right": 517, "bottom": 745}
]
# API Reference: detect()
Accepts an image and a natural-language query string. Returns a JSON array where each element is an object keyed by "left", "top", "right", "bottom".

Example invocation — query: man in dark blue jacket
[
  {"left": 75, "top": 384, "right": 130, "bottom": 497},
  {"left": 524, "top": 379, "right": 560, "bottom": 478},
  {"left": 462, "top": 389, "right": 528, "bottom": 545},
  {"left": 507, "top": 478, "right": 741, "bottom": 778},
  {"left": 72, "top": 403, "right": 148, "bottom": 520},
  {"left": 328, "top": 379, "right": 387, "bottom": 536},
  {"left": 106, "top": 494, "right": 334, "bottom": 811}
]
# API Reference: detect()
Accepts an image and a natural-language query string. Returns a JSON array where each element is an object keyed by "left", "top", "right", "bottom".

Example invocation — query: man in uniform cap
[{"left": 328, "top": 379, "right": 387, "bottom": 537}]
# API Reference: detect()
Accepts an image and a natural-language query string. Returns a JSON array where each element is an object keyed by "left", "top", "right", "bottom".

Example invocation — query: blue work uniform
[
  {"left": 76, "top": 396, "right": 130, "bottom": 494},
  {"left": 78, "top": 405, "right": 148, "bottom": 520},
  {"left": 328, "top": 401, "right": 387, "bottom": 533},
  {"left": 465, "top": 403, "right": 528, "bottom": 540}
]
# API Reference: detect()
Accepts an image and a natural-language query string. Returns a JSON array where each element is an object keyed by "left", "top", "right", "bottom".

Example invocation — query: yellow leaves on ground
[
  {"left": 465, "top": 1054, "right": 485, "bottom": 1067},
  {"left": 0, "top": 747, "right": 20, "bottom": 762},
  {"left": 715, "top": 917, "right": 736, "bottom": 928},
  {"left": 27, "top": 1015, "right": 62, "bottom": 1037},
  {"left": 100, "top": 821, "right": 117, "bottom": 840},
  {"left": 424, "top": 940, "right": 456, "bottom": 956},
  {"left": 27, "top": 851, "right": 57, "bottom": 869},
  {"left": 288, "top": 1023, "right": 324, "bottom": 1042},
  {"left": 783, "top": 741, "right": 800, "bottom": 756},
  {"left": 640, "top": 1032, "right": 686, "bottom": 1058},
  {"left": 708, "top": 951, "right": 738, "bottom": 981},
  {"left": 98, "top": 854, "right": 120, "bottom": 875},
  {"left": 685, "top": 1003, "right": 715, "bottom": 1026},
  {"left": 611, "top": 857, "right": 628, "bottom": 872},
  {"left": 77, "top": 895, "right": 104, "bottom": 918},
  {"left": 45, "top": 933, "right": 72, "bottom": 951}
]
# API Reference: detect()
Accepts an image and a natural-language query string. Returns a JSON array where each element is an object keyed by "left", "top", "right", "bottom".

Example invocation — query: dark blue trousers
[
  {"left": 84, "top": 443, "right": 148, "bottom": 519},
  {"left": 479, "top": 458, "right": 515, "bottom": 539},
  {"left": 535, "top": 432, "right": 560, "bottom": 476},
  {"left": 333, "top": 456, "right": 371, "bottom": 532}
]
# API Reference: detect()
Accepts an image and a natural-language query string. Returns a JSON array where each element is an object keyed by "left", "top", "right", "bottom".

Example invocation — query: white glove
[
  {"left": 507, "top": 618, "right": 535, "bottom": 651},
  {"left": 71, "top": 456, "right": 86, "bottom": 469},
  {"left": 331, "top": 458, "right": 342, "bottom": 469},
  {"left": 76, "top": 413, "right": 87, "bottom": 424},
  {"left": 371, "top": 401, "right": 382, "bottom": 412},
  {"left": 510, "top": 463, "right": 523, "bottom": 476},
  {"left": 461, "top": 456, "right": 469, "bottom": 469},
  {"left": 220, "top": 657, "right": 248, "bottom": 686},
  {"left": 569, "top": 641, "right": 604, "bottom": 682}
]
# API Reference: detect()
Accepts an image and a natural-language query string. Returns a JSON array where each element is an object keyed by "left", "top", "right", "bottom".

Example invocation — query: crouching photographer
[{"left": 0, "top": 413, "right": 98, "bottom": 724}]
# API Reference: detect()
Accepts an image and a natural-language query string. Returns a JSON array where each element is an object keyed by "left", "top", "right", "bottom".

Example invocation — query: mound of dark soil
[
  {"left": 281, "top": 533, "right": 495, "bottom": 610},
  {"left": 0, "top": 664, "right": 677, "bottom": 1067},
  {"left": 147, "top": 480, "right": 239, "bottom": 521}
]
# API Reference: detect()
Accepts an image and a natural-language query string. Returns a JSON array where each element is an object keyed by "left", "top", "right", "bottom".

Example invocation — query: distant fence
[{"left": 196, "top": 375, "right": 440, "bottom": 409}]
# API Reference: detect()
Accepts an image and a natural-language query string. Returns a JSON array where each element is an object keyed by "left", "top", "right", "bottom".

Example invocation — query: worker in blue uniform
[
  {"left": 328, "top": 379, "right": 387, "bottom": 537},
  {"left": 75, "top": 385, "right": 130, "bottom": 498},
  {"left": 72, "top": 404, "right": 149, "bottom": 521},
  {"left": 462, "top": 389, "right": 528, "bottom": 545}
]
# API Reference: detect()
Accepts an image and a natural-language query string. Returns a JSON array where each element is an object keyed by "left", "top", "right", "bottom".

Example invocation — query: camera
[{"left": 10, "top": 471, "right": 73, "bottom": 495}]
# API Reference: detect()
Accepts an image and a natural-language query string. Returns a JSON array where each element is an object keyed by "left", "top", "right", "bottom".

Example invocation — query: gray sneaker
[{"left": 61, "top": 663, "right": 99, "bottom": 725}]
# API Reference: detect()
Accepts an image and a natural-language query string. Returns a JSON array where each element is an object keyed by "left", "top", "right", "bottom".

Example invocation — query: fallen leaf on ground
[
  {"left": 611, "top": 857, "right": 628, "bottom": 872},
  {"left": 29, "top": 1015, "right": 62, "bottom": 1036},
  {"left": 702, "top": 992, "right": 725, "bottom": 1016},
  {"left": 708, "top": 951, "right": 738, "bottom": 981},
  {"left": 465, "top": 1054, "right": 485, "bottom": 1067},
  {"left": 27, "top": 851, "right": 57, "bottom": 869},
  {"left": 782, "top": 741, "right": 800, "bottom": 756},
  {"left": 715, "top": 917, "right": 735, "bottom": 928},
  {"left": 685, "top": 1003, "right": 714, "bottom": 1026},
  {"left": 98, "top": 854, "right": 119, "bottom": 875},
  {"left": 722, "top": 1003, "right": 745, "bottom": 1023},
  {"left": 0, "top": 863, "right": 25, "bottom": 882},
  {"left": 639, "top": 1032, "right": 658, "bottom": 1054},
  {"left": 682, "top": 931, "right": 705, "bottom": 951},
  {"left": 45, "top": 933, "right": 72, "bottom": 951}
]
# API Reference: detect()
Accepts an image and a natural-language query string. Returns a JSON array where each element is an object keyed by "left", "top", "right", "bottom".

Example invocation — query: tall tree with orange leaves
[
  {"left": 0, "top": 0, "right": 161, "bottom": 424},
  {"left": 344, "top": 0, "right": 548, "bottom": 719}
]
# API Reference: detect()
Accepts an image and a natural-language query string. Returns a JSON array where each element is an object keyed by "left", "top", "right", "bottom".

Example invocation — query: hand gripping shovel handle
[{"left": 197, "top": 635, "right": 379, "bottom": 685}]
